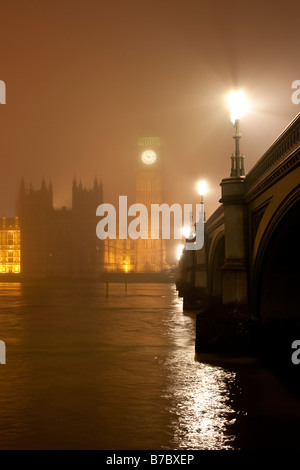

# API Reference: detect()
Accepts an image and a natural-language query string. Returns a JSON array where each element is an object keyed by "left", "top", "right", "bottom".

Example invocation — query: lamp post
[
  {"left": 183, "top": 211, "right": 194, "bottom": 246},
  {"left": 197, "top": 180, "right": 207, "bottom": 222},
  {"left": 227, "top": 91, "right": 247, "bottom": 177},
  {"left": 220, "top": 90, "right": 249, "bottom": 306},
  {"left": 196, "top": 180, "right": 206, "bottom": 242}
]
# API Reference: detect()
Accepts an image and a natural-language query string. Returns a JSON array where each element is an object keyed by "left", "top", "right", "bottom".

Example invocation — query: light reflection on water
[
  {"left": 161, "top": 294, "right": 237, "bottom": 450},
  {"left": 164, "top": 361, "right": 237, "bottom": 450},
  {"left": 0, "top": 281, "right": 241, "bottom": 449}
]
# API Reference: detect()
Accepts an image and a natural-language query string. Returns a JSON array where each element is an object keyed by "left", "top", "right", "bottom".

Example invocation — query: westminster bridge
[{"left": 177, "top": 113, "right": 300, "bottom": 366}]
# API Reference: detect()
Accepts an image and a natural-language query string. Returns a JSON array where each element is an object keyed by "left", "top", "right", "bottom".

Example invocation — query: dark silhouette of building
[{"left": 17, "top": 177, "right": 104, "bottom": 278}]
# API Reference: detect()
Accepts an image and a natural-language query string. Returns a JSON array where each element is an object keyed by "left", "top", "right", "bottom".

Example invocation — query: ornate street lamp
[
  {"left": 197, "top": 179, "right": 207, "bottom": 225},
  {"left": 227, "top": 91, "right": 247, "bottom": 177},
  {"left": 197, "top": 180, "right": 207, "bottom": 204}
]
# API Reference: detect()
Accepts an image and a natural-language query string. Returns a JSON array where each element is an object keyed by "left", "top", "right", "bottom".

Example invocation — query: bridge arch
[{"left": 251, "top": 187, "right": 300, "bottom": 321}]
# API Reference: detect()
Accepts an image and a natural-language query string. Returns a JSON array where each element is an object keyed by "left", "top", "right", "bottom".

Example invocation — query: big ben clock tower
[{"left": 135, "top": 137, "right": 166, "bottom": 273}]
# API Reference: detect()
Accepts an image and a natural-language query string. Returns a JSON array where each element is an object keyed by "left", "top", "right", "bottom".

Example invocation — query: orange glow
[
  {"left": 0, "top": 218, "right": 21, "bottom": 275},
  {"left": 123, "top": 261, "right": 130, "bottom": 273},
  {"left": 0, "top": 263, "right": 20, "bottom": 274}
]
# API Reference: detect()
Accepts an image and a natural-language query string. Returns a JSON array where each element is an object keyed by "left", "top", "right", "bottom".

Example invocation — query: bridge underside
[
  {"left": 251, "top": 198, "right": 300, "bottom": 378},
  {"left": 258, "top": 199, "right": 300, "bottom": 322}
]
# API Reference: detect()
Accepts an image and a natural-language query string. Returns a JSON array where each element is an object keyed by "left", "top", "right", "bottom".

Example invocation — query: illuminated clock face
[{"left": 141, "top": 149, "right": 157, "bottom": 165}]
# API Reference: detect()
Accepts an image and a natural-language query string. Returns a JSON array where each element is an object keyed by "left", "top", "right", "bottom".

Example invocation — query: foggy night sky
[{"left": 0, "top": 0, "right": 299, "bottom": 221}]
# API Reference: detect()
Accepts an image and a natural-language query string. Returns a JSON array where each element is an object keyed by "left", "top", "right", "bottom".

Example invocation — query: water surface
[{"left": 0, "top": 281, "right": 299, "bottom": 450}]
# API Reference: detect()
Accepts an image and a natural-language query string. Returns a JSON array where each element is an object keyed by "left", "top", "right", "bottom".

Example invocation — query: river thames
[{"left": 0, "top": 281, "right": 299, "bottom": 450}]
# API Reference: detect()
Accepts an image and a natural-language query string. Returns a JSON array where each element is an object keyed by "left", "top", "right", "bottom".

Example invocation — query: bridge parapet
[{"left": 246, "top": 112, "right": 300, "bottom": 194}]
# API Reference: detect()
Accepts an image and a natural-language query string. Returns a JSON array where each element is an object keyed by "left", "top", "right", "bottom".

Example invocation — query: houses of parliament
[{"left": 0, "top": 137, "right": 167, "bottom": 278}]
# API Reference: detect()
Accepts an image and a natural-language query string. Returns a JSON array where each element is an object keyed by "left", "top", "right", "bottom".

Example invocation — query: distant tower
[
  {"left": 17, "top": 178, "right": 104, "bottom": 278},
  {"left": 72, "top": 177, "right": 104, "bottom": 276},
  {"left": 17, "top": 179, "right": 53, "bottom": 277},
  {"left": 135, "top": 137, "right": 166, "bottom": 272}
]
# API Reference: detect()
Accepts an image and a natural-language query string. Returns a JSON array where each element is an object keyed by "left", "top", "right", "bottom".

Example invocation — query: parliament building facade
[
  {"left": 16, "top": 177, "right": 104, "bottom": 278},
  {"left": 3, "top": 137, "right": 167, "bottom": 278}
]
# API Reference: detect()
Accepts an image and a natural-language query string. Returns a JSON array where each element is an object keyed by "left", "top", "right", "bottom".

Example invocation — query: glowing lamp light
[
  {"left": 227, "top": 91, "right": 247, "bottom": 124},
  {"left": 197, "top": 180, "right": 207, "bottom": 197},
  {"left": 183, "top": 225, "right": 191, "bottom": 239},
  {"left": 177, "top": 244, "right": 184, "bottom": 261}
]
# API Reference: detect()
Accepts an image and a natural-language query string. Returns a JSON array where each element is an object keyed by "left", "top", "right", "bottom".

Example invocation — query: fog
[{"left": 0, "top": 0, "right": 299, "bottom": 222}]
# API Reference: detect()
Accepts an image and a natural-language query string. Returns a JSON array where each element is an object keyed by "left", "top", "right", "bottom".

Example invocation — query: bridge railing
[{"left": 245, "top": 112, "right": 300, "bottom": 192}]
